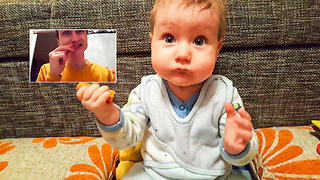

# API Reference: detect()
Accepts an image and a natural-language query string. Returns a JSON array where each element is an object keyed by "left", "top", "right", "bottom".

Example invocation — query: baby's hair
[{"left": 150, "top": 0, "right": 226, "bottom": 40}]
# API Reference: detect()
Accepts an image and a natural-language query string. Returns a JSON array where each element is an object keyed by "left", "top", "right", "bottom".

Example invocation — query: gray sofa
[{"left": 0, "top": 0, "right": 319, "bottom": 179}]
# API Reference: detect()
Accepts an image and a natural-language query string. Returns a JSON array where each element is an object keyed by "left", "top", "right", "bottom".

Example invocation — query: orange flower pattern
[
  {"left": 32, "top": 137, "right": 95, "bottom": 149},
  {"left": 0, "top": 141, "right": 15, "bottom": 172},
  {"left": 253, "top": 127, "right": 320, "bottom": 179},
  {"left": 64, "top": 144, "right": 119, "bottom": 180}
]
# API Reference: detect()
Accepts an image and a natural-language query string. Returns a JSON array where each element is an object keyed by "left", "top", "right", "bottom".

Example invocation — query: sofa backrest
[{"left": 0, "top": 0, "right": 319, "bottom": 138}]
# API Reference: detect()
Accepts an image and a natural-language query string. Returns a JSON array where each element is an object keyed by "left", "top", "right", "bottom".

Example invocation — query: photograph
[{"left": 29, "top": 29, "right": 117, "bottom": 82}]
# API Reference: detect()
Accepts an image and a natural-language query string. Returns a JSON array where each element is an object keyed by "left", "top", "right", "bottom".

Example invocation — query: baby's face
[{"left": 150, "top": 1, "right": 222, "bottom": 87}]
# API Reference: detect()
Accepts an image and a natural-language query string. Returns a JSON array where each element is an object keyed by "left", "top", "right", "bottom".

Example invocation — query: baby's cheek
[
  {"left": 152, "top": 59, "right": 167, "bottom": 76},
  {"left": 195, "top": 67, "right": 214, "bottom": 82}
]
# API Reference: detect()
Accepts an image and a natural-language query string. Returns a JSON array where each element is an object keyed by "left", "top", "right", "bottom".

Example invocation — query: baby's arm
[
  {"left": 77, "top": 84, "right": 148, "bottom": 150},
  {"left": 99, "top": 86, "right": 149, "bottom": 149},
  {"left": 219, "top": 88, "right": 259, "bottom": 166}
]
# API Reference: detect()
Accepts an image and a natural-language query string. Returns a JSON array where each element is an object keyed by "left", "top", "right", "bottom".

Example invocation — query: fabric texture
[
  {"left": 250, "top": 126, "right": 320, "bottom": 180},
  {"left": 0, "top": 137, "right": 119, "bottom": 180}
]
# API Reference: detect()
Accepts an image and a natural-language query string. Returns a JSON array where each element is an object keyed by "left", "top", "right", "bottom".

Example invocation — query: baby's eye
[
  {"left": 193, "top": 36, "right": 207, "bottom": 46},
  {"left": 164, "top": 34, "right": 176, "bottom": 44}
]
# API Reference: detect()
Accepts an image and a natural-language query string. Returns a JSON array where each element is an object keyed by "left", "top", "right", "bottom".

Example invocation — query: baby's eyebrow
[
  {"left": 158, "top": 20, "right": 176, "bottom": 28},
  {"left": 154, "top": 22, "right": 176, "bottom": 33}
]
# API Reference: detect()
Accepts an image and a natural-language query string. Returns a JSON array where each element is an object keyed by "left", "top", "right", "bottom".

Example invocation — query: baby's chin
[{"left": 166, "top": 78, "right": 204, "bottom": 89}]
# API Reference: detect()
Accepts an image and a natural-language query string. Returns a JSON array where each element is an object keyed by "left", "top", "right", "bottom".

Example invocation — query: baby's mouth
[{"left": 175, "top": 68, "right": 189, "bottom": 72}]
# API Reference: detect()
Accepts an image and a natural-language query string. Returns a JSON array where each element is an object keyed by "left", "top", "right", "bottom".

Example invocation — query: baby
[{"left": 77, "top": 0, "right": 258, "bottom": 179}]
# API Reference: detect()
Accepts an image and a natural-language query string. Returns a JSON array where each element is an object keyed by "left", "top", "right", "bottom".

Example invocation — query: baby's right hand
[{"left": 76, "top": 83, "right": 120, "bottom": 125}]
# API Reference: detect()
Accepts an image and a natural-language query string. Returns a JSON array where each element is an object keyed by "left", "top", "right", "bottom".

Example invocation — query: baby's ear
[
  {"left": 149, "top": 32, "right": 153, "bottom": 43},
  {"left": 218, "top": 39, "right": 223, "bottom": 51},
  {"left": 214, "top": 39, "right": 223, "bottom": 58}
]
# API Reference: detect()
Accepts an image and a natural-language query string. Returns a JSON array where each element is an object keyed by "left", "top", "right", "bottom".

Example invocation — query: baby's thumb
[{"left": 225, "top": 102, "right": 236, "bottom": 118}]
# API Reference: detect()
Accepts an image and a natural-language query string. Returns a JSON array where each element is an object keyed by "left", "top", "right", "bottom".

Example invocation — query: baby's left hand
[{"left": 223, "top": 102, "right": 253, "bottom": 155}]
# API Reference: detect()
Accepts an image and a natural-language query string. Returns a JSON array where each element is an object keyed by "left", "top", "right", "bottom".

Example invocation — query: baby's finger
[
  {"left": 225, "top": 102, "right": 237, "bottom": 118},
  {"left": 234, "top": 116, "right": 253, "bottom": 131},
  {"left": 91, "top": 86, "right": 110, "bottom": 102},
  {"left": 238, "top": 109, "right": 252, "bottom": 122},
  {"left": 236, "top": 129, "right": 253, "bottom": 144},
  {"left": 82, "top": 84, "right": 100, "bottom": 101},
  {"left": 76, "top": 82, "right": 90, "bottom": 91},
  {"left": 76, "top": 85, "right": 89, "bottom": 101},
  {"left": 96, "top": 90, "right": 112, "bottom": 105}
]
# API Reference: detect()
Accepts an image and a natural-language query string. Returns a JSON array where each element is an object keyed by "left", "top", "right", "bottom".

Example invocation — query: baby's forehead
[
  {"left": 158, "top": 0, "right": 216, "bottom": 10},
  {"left": 156, "top": 0, "right": 219, "bottom": 19},
  {"left": 155, "top": 7, "right": 220, "bottom": 35},
  {"left": 156, "top": 1, "right": 219, "bottom": 21},
  {"left": 151, "top": 0, "right": 225, "bottom": 39}
]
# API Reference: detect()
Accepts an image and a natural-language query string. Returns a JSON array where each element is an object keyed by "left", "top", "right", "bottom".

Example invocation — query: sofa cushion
[
  {"left": 250, "top": 126, "right": 320, "bottom": 180},
  {"left": 0, "top": 137, "right": 119, "bottom": 179},
  {"left": 0, "top": 1, "right": 52, "bottom": 58},
  {"left": 1, "top": 0, "right": 320, "bottom": 58}
]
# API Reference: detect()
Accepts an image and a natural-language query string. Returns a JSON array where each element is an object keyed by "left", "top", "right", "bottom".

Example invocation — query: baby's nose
[{"left": 175, "top": 43, "right": 191, "bottom": 62}]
